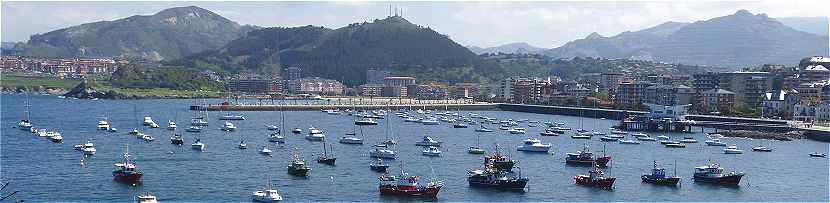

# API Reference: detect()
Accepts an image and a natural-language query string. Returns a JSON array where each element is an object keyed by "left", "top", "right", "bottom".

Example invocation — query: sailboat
[
  {"left": 468, "top": 131, "right": 485, "bottom": 154},
  {"left": 341, "top": 101, "right": 364, "bottom": 144},
  {"left": 18, "top": 92, "right": 33, "bottom": 130},
  {"left": 317, "top": 142, "right": 336, "bottom": 165},
  {"left": 381, "top": 105, "right": 397, "bottom": 145},
  {"left": 191, "top": 98, "right": 209, "bottom": 126},
  {"left": 252, "top": 176, "right": 283, "bottom": 202}
]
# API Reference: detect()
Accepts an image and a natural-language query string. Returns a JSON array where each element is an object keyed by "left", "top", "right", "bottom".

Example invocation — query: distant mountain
[
  {"left": 21, "top": 6, "right": 256, "bottom": 61},
  {"left": 177, "top": 16, "right": 499, "bottom": 85},
  {"left": 542, "top": 10, "right": 830, "bottom": 68},
  {"left": 778, "top": 17, "right": 829, "bottom": 36},
  {"left": 467, "top": 42, "right": 546, "bottom": 54}
]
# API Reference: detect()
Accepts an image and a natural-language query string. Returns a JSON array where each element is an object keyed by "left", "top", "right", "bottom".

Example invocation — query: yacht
[
  {"left": 414, "top": 136, "right": 442, "bottom": 146},
  {"left": 50, "top": 132, "right": 63, "bottom": 143},
  {"left": 723, "top": 145, "right": 743, "bottom": 154},
  {"left": 269, "top": 133, "right": 285, "bottom": 143},
  {"left": 191, "top": 118, "right": 209, "bottom": 126},
  {"left": 135, "top": 192, "right": 159, "bottom": 203},
  {"left": 339, "top": 136, "right": 363, "bottom": 144},
  {"left": 679, "top": 137, "right": 698, "bottom": 143},
  {"left": 636, "top": 136, "right": 657, "bottom": 141},
  {"left": 143, "top": 117, "right": 157, "bottom": 127},
  {"left": 517, "top": 138, "right": 551, "bottom": 152},
  {"left": 97, "top": 118, "right": 110, "bottom": 130},
  {"left": 369, "top": 146, "right": 397, "bottom": 159},
  {"left": 422, "top": 146, "right": 442, "bottom": 156},
  {"left": 219, "top": 114, "right": 246, "bottom": 120},
  {"left": 191, "top": 139, "right": 205, "bottom": 151},
  {"left": 83, "top": 147, "right": 97, "bottom": 155},
  {"left": 705, "top": 139, "right": 727, "bottom": 146},
  {"left": 752, "top": 145, "right": 773, "bottom": 152},
  {"left": 186, "top": 126, "right": 203, "bottom": 132},
  {"left": 508, "top": 128, "right": 527, "bottom": 134},
  {"left": 260, "top": 146, "right": 273, "bottom": 155},
  {"left": 305, "top": 132, "right": 325, "bottom": 141},
  {"left": 221, "top": 122, "right": 237, "bottom": 131},
  {"left": 238, "top": 141, "right": 247, "bottom": 149},
  {"left": 252, "top": 177, "right": 283, "bottom": 202},
  {"left": 167, "top": 121, "right": 177, "bottom": 130}
]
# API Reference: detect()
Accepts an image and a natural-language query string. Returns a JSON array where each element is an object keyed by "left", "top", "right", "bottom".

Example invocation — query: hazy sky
[{"left": 2, "top": 0, "right": 828, "bottom": 48}]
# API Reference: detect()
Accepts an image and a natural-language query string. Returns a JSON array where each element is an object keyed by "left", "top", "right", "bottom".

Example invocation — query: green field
[{"left": 0, "top": 74, "right": 81, "bottom": 89}]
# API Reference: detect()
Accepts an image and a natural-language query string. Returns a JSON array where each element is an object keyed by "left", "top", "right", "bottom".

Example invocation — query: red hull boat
[
  {"left": 112, "top": 146, "right": 143, "bottom": 183},
  {"left": 378, "top": 165, "right": 443, "bottom": 198},
  {"left": 574, "top": 166, "right": 615, "bottom": 189}
]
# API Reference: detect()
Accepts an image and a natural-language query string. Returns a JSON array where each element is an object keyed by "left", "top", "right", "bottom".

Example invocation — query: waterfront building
[
  {"left": 226, "top": 74, "right": 282, "bottom": 94},
  {"left": 358, "top": 84, "right": 385, "bottom": 97},
  {"left": 599, "top": 73, "right": 623, "bottom": 93},
  {"left": 615, "top": 81, "right": 655, "bottom": 110},
  {"left": 382, "top": 86, "right": 408, "bottom": 98},
  {"left": 287, "top": 77, "right": 344, "bottom": 95},
  {"left": 496, "top": 77, "right": 516, "bottom": 101},
  {"left": 762, "top": 89, "right": 800, "bottom": 119},
  {"left": 283, "top": 66, "right": 302, "bottom": 81},
  {"left": 451, "top": 83, "right": 481, "bottom": 99},
  {"left": 384, "top": 76, "right": 416, "bottom": 87},
  {"left": 643, "top": 84, "right": 694, "bottom": 106},
  {"left": 718, "top": 71, "right": 773, "bottom": 108},
  {"left": 512, "top": 78, "right": 550, "bottom": 104},
  {"left": 645, "top": 103, "right": 690, "bottom": 121},
  {"left": 407, "top": 84, "right": 448, "bottom": 100},
  {"left": 702, "top": 89, "right": 736, "bottom": 114}
]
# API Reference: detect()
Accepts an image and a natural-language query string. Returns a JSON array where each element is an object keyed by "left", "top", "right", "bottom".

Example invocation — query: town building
[
  {"left": 226, "top": 74, "right": 282, "bottom": 94},
  {"left": 407, "top": 84, "right": 448, "bottom": 100},
  {"left": 451, "top": 83, "right": 481, "bottom": 99},
  {"left": 287, "top": 77, "right": 344, "bottom": 95},
  {"left": 762, "top": 89, "right": 800, "bottom": 119},
  {"left": 702, "top": 89, "right": 735, "bottom": 114},
  {"left": 366, "top": 69, "right": 390, "bottom": 84},
  {"left": 358, "top": 84, "right": 385, "bottom": 97},
  {"left": 282, "top": 66, "right": 302, "bottom": 81},
  {"left": 599, "top": 73, "right": 623, "bottom": 93},
  {"left": 643, "top": 84, "right": 694, "bottom": 106},
  {"left": 615, "top": 81, "right": 655, "bottom": 109},
  {"left": 717, "top": 71, "right": 773, "bottom": 108}
]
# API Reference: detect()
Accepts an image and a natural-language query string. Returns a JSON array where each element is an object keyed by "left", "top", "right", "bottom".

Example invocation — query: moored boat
[
  {"left": 693, "top": 162, "right": 744, "bottom": 185},
  {"left": 574, "top": 165, "right": 615, "bottom": 189},
  {"left": 641, "top": 161, "right": 681, "bottom": 186},
  {"left": 113, "top": 146, "right": 143, "bottom": 183},
  {"left": 723, "top": 145, "right": 742, "bottom": 154},
  {"left": 516, "top": 138, "right": 551, "bottom": 152},
  {"left": 415, "top": 136, "right": 442, "bottom": 147},
  {"left": 752, "top": 145, "right": 773, "bottom": 152},
  {"left": 191, "top": 139, "right": 205, "bottom": 151},
  {"left": 565, "top": 145, "right": 611, "bottom": 167},
  {"left": 287, "top": 151, "right": 311, "bottom": 176},
  {"left": 252, "top": 177, "right": 283, "bottom": 202},
  {"left": 378, "top": 165, "right": 443, "bottom": 197},
  {"left": 370, "top": 158, "right": 390, "bottom": 172}
]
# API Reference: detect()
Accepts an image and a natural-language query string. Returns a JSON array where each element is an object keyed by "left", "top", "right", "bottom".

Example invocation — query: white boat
[
  {"left": 292, "top": 128, "right": 302, "bottom": 134},
  {"left": 591, "top": 131, "right": 606, "bottom": 136},
  {"left": 636, "top": 136, "right": 657, "bottom": 141},
  {"left": 339, "top": 136, "right": 363, "bottom": 144},
  {"left": 475, "top": 126, "right": 493, "bottom": 132},
  {"left": 325, "top": 109, "right": 342, "bottom": 115},
  {"left": 618, "top": 139, "right": 641, "bottom": 144},
  {"left": 752, "top": 145, "right": 773, "bottom": 152},
  {"left": 74, "top": 140, "right": 95, "bottom": 150},
  {"left": 149, "top": 122, "right": 160, "bottom": 128},
  {"left": 517, "top": 138, "right": 551, "bottom": 152},
  {"left": 167, "top": 121, "right": 177, "bottom": 130},
  {"left": 191, "top": 139, "right": 205, "bottom": 151},
  {"left": 266, "top": 125, "right": 279, "bottom": 131},
  {"left": 422, "top": 146, "right": 442, "bottom": 156},
  {"left": 723, "top": 145, "right": 743, "bottom": 154},
  {"left": 219, "top": 114, "right": 246, "bottom": 120},
  {"left": 50, "top": 133, "right": 63, "bottom": 143},
  {"left": 108, "top": 127, "right": 118, "bottom": 132},
  {"left": 404, "top": 117, "right": 419, "bottom": 122},
  {"left": 414, "top": 136, "right": 442, "bottom": 146},
  {"left": 571, "top": 134, "right": 591, "bottom": 139},
  {"left": 632, "top": 133, "right": 648, "bottom": 137},
  {"left": 308, "top": 127, "right": 323, "bottom": 135},
  {"left": 252, "top": 177, "right": 283, "bottom": 202},
  {"left": 657, "top": 135, "right": 670, "bottom": 140},
  {"left": 705, "top": 139, "right": 727, "bottom": 146},
  {"left": 610, "top": 130, "right": 627, "bottom": 135},
  {"left": 221, "top": 122, "right": 237, "bottom": 131},
  {"left": 260, "top": 146, "right": 273, "bottom": 155},
  {"left": 143, "top": 116, "right": 155, "bottom": 126},
  {"left": 369, "top": 146, "right": 397, "bottom": 159},
  {"left": 508, "top": 128, "right": 527, "bottom": 134},
  {"left": 83, "top": 147, "right": 97, "bottom": 155},
  {"left": 269, "top": 133, "right": 285, "bottom": 143},
  {"left": 186, "top": 126, "right": 202, "bottom": 132},
  {"left": 239, "top": 141, "right": 248, "bottom": 149},
  {"left": 136, "top": 192, "right": 159, "bottom": 203},
  {"left": 600, "top": 136, "right": 619, "bottom": 142},
  {"left": 355, "top": 118, "right": 378, "bottom": 125},
  {"left": 36, "top": 129, "right": 48, "bottom": 137},
  {"left": 679, "top": 137, "right": 698, "bottom": 143},
  {"left": 191, "top": 118, "right": 209, "bottom": 126},
  {"left": 18, "top": 96, "right": 33, "bottom": 130},
  {"left": 97, "top": 118, "right": 110, "bottom": 130},
  {"left": 141, "top": 134, "right": 154, "bottom": 142},
  {"left": 421, "top": 118, "right": 440, "bottom": 125},
  {"left": 607, "top": 134, "right": 625, "bottom": 139},
  {"left": 305, "top": 133, "right": 325, "bottom": 141}
]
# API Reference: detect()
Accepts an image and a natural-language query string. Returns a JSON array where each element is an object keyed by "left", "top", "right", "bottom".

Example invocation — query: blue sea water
[{"left": 1, "top": 94, "right": 828, "bottom": 202}]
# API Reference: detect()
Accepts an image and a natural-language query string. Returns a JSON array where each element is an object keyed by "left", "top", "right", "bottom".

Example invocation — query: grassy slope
[{"left": 1, "top": 73, "right": 220, "bottom": 97}]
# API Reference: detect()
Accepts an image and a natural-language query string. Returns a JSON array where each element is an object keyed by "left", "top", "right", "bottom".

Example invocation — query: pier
[{"left": 191, "top": 103, "right": 499, "bottom": 111}]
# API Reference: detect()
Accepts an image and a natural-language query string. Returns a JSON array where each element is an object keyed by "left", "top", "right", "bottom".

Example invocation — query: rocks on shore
[{"left": 718, "top": 130, "right": 805, "bottom": 141}]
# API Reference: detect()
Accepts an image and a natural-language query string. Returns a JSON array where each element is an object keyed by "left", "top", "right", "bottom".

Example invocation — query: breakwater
[
  {"left": 190, "top": 103, "right": 499, "bottom": 111},
  {"left": 497, "top": 103, "right": 646, "bottom": 120}
]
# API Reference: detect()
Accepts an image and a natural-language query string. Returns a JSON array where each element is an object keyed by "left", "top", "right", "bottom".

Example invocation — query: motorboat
[
  {"left": 723, "top": 145, "right": 742, "bottom": 154},
  {"left": 421, "top": 118, "right": 440, "bottom": 125},
  {"left": 141, "top": 134, "right": 154, "bottom": 142},
  {"left": 113, "top": 146, "right": 143, "bottom": 183},
  {"left": 308, "top": 127, "right": 323, "bottom": 135},
  {"left": 136, "top": 192, "right": 158, "bottom": 203},
  {"left": 185, "top": 126, "right": 203, "bottom": 132},
  {"left": 508, "top": 128, "right": 527, "bottom": 134},
  {"left": 191, "top": 118, "right": 209, "bottom": 126},
  {"left": 305, "top": 133, "right": 325, "bottom": 141},
  {"left": 571, "top": 134, "right": 591, "bottom": 139},
  {"left": 453, "top": 123, "right": 469, "bottom": 128},
  {"left": 641, "top": 161, "right": 681, "bottom": 186},
  {"left": 108, "top": 127, "right": 118, "bottom": 132},
  {"left": 167, "top": 120, "right": 177, "bottom": 130},
  {"left": 565, "top": 145, "right": 612, "bottom": 167},
  {"left": 287, "top": 151, "right": 311, "bottom": 176},
  {"left": 600, "top": 136, "right": 619, "bottom": 142},
  {"left": 619, "top": 139, "right": 640, "bottom": 144},
  {"left": 657, "top": 135, "right": 670, "bottom": 140},
  {"left": 636, "top": 136, "right": 657, "bottom": 141},
  {"left": 269, "top": 133, "right": 285, "bottom": 143},
  {"left": 665, "top": 143, "right": 686, "bottom": 148},
  {"left": 97, "top": 118, "right": 110, "bottom": 130},
  {"left": 143, "top": 116, "right": 155, "bottom": 126},
  {"left": 252, "top": 177, "right": 283, "bottom": 202},
  {"left": 693, "top": 162, "right": 744, "bottom": 185},
  {"left": 370, "top": 158, "right": 390, "bottom": 172},
  {"left": 809, "top": 152, "right": 827, "bottom": 157},
  {"left": 219, "top": 114, "right": 246, "bottom": 120},
  {"left": 238, "top": 141, "right": 247, "bottom": 149},
  {"left": 679, "top": 137, "right": 698, "bottom": 143},
  {"left": 516, "top": 138, "right": 551, "bottom": 152},
  {"left": 83, "top": 147, "right": 97, "bottom": 155},
  {"left": 266, "top": 125, "right": 279, "bottom": 131},
  {"left": 260, "top": 146, "right": 273, "bottom": 155},
  {"left": 221, "top": 122, "right": 237, "bottom": 131},
  {"left": 475, "top": 126, "right": 493, "bottom": 132},
  {"left": 292, "top": 128, "right": 302, "bottom": 134},
  {"left": 356, "top": 118, "right": 379, "bottom": 125},
  {"left": 339, "top": 136, "right": 363, "bottom": 144},
  {"left": 752, "top": 145, "right": 773, "bottom": 152},
  {"left": 74, "top": 141, "right": 94, "bottom": 150},
  {"left": 610, "top": 130, "right": 627, "bottom": 135},
  {"left": 422, "top": 146, "right": 442, "bottom": 156},
  {"left": 415, "top": 136, "right": 442, "bottom": 146},
  {"left": 191, "top": 139, "right": 205, "bottom": 151},
  {"left": 591, "top": 131, "right": 605, "bottom": 136},
  {"left": 468, "top": 146, "right": 485, "bottom": 154},
  {"left": 632, "top": 133, "right": 648, "bottom": 137},
  {"left": 705, "top": 139, "right": 727, "bottom": 146},
  {"left": 606, "top": 134, "right": 625, "bottom": 139},
  {"left": 369, "top": 146, "right": 397, "bottom": 159},
  {"left": 50, "top": 133, "right": 63, "bottom": 143}
]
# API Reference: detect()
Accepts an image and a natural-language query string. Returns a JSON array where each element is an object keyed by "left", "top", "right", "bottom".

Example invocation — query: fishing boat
[
  {"left": 723, "top": 145, "right": 742, "bottom": 154},
  {"left": 467, "top": 150, "right": 529, "bottom": 189},
  {"left": 565, "top": 145, "right": 612, "bottom": 167},
  {"left": 422, "top": 146, "right": 442, "bottom": 156},
  {"left": 378, "top": 164, "right": 443, "bottom": 197},
  {"left": 317, "top": 143, "right": 336, "bottom": 165},
  {"left": 112, "top": 146, "right": 143, "bottom": 183},
  {"left": 135, "top": 192, "right": 158, "bottom": 203},
  {"left": 370, "top": 145, "right": 397, "bottom": 159},
  {"left": 167, "top": 120, "right": 177, "bottom": 130},
  {"left": 221, "top": 122, "right": 237, "bottom": 131},
  {"left": 287, "top": 151, "right": 311, "bottom": 176},
  {"left": 618, "top": 139, "right": 641, "bottom": 144},
  {"left": 516, "top": 138, "right": 551, "bottom": 152},
  {"left": 185, "top": 126, "right": 203, "bottom": 132},
  {"left": 191, "top": 139, "right": 205, "bottom": 151},
  {"left": 252, "top": 177, "right": 283, "bottom": 202},
  {"left": 641, "top": 161, "right": 681, "bottom": 186},
  {"left": 574, "top": 165, "right": 616, "bottom": 189},
  {"left": 705, "top": 139, "right": 727, "bottom": 146},
  {"left": 370, "top": 158, "right": 391, "bottom": 172},
  {"left": 415, "top": 136, "right": 443, "bottom": 147},
  {"left": 238, "top": 140, "right": 247, "bottom": 149},
  {"left": 693, "top": 161, "right": 744, "bottom": 185},
  {"left": 752, "top": 145, "right": 773, "bottom": 152}
]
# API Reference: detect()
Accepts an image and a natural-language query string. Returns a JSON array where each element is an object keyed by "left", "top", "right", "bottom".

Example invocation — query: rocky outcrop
[{"left": 718, "top": 130, "right": 805, "bottom": 141}]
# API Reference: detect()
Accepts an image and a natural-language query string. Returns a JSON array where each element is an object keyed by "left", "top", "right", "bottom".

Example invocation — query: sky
[{"left": 1, "top": 0, "right": 828, "bottom": 48}]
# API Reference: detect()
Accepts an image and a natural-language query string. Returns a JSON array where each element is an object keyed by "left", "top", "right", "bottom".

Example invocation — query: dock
[{"left": 190, "top": 103, "right": 499, "bottom": 111}]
